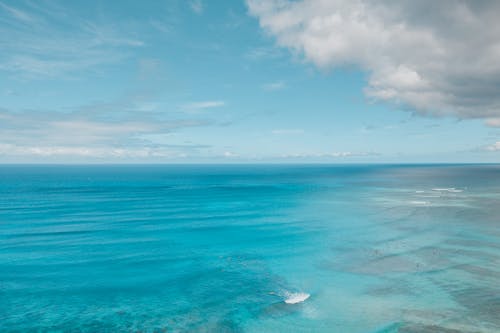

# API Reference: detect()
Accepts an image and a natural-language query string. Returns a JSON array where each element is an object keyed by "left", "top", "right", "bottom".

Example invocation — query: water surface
[{"left": 1, "top": 165, "right": 499, "bottom": 332}]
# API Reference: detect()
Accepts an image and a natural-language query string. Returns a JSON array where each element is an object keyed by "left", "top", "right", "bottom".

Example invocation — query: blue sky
[{"left": 1, "top": 0, "right": 499, "bottom": 163}]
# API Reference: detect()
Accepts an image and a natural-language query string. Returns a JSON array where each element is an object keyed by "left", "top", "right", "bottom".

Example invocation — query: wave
[
  {"left": 431, "top": 188, "right": 463, "bottom": 193},
  {"left": 284, "top": 292, "right": 310, "bottom": 304}
]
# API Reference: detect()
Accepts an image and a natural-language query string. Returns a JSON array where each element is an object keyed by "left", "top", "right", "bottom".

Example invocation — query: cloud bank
[
  {"left": 484, "top": 142, "right": 500, "bottom": 152},
  {"left": 0, "top": 106, "right": 213, "bottom": 160},
  {"left": 247, "top": 0, "right": 500, "bottom": 122}
]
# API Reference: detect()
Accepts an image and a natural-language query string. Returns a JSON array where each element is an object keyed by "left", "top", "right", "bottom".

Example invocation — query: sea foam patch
[{"left": 284, "top": 292, "right": 310, "bottom": 304}]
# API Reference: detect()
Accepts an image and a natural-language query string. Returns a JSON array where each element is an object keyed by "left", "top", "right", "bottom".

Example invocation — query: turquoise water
[{"left": 1, "top": 165, "right": 499, "bottom": 332}]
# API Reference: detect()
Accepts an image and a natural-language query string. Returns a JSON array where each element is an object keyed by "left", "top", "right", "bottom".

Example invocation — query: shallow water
[{"left": 0, "top": 165, "right": 499, "bottom": 332}]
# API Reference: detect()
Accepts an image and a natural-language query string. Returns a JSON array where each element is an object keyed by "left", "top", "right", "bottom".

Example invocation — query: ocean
[{"left": 1, "top": 165, "right": 499, "bottom": 332}]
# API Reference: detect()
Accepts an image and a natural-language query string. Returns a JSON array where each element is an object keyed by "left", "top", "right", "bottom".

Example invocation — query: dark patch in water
[{"left": 399, "top": 323, "right": 465, "bottom": 333}]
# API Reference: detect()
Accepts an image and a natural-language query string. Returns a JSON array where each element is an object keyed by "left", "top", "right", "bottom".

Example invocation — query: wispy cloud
[
  {"left": 485, "top": 118, "right": 500, "bottom": 128},
  {"left": 0, "top": 1, "right": 34, "bottom": 22},
  {"left": 149, "top": 20, "right": 173, "bottom": 34},
  {"left": 280, "top": 151, "right": 380, "bottom": 159},
  {"left": 0, "top": 99, "right": 218, "bottom": 160},
  {"left": 263, "top": 81, "right": 286, "bottom": 91},
  {"left": 0, "top": 141, "right": 216, "bottom": 159},
  {"left": 183, "top": 101, "right": 225, "bottom": 110},
  {"left": 189, "top": 0, "right": 204, "bottom": 14},
  {"left": 0, "top": 144, "right": 181, "bottom": 158},
  {"left": 0, "top": 1, "right": 144, "bottom": 78},
  {"left": 483, "top": 142, "right": 500, "bottom": 152},
  {"left": 222, "top": 151, "right": 239, "bottom": 158},
  {"left": 245, "top": 47, "right": 284, "bottom": 61}
]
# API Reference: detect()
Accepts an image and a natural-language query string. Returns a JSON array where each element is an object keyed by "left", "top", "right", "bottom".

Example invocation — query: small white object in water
[{"left": 284, "top": 292, "right": 310, "bottom": 304}]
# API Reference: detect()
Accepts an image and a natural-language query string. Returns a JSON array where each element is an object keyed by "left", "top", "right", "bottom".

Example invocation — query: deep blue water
[{"left": 1, "top": 165, "right": 499, "bottom": 332}]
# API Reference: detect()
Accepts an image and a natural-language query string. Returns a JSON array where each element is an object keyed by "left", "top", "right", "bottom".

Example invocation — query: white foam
[
  {"left": 284, "top": 292, "right": 310, "bottom": 304},
  {"left": 432, "top": 188, "right": 463, "bottom": 193},
  {"left": 410, "top": 201, "right": 429, "bottom": 205}
]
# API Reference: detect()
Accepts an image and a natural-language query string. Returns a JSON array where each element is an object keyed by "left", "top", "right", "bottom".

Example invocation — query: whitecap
[
  {"left": 284, "top": 292, "right": 310, "bottom": 304},
  {"left": 432, "top": 188, "right": 463, "bottom": 193},
  {"left": 410, "top": 200, "right": 429, "bottom": 205}
]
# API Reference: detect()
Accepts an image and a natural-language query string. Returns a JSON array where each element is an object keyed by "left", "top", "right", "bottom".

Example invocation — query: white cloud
[
  {"left": 247, "top": 0, "right": 500, "bottom": 119},
  {"left": 263, "top": 81, "right": 286, "bottom": 91},
  {"left": 0, "top": 106, "right": 215, "bottom": 160},
  {"left": 485, "top": 118, "right": 500, "bottom": 127},
  {"left": 223, "top": 151, "right": 238, "bottom": 157},
  {"left": 0, "top": 113, "right": 157, "bottom": 146},
  {"left": 483, "top": 142, "right": 500, "bottom": 152},
  {"left": 245, "top": 47, "right": 285, "bottom": 61},
  {"left": 281, "top": 151, "right": 378, "bottom": 158},
  {"left": 183, "top": 101, "right": 225, "bottom": 110},
  {"left": 189, "top": 0, "right": 204, "bottom": 14},
  {"left": 0, "top": 143, "right": 180, "bottom": 158}
]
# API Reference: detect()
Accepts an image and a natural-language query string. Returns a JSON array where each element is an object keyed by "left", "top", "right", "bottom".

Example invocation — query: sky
[{"left": 0, "top": 0, "right": 499, "bottom": 163}]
